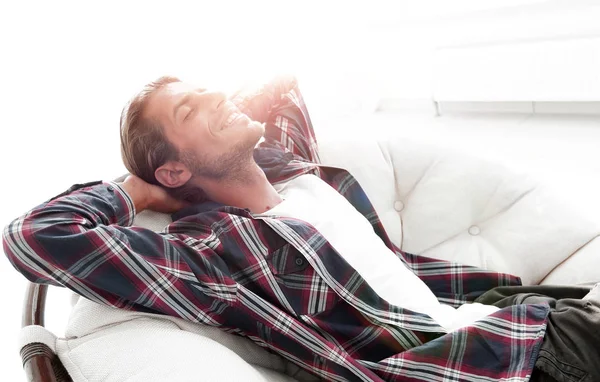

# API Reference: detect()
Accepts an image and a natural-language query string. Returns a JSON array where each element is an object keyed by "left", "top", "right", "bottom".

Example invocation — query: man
[{"left": 3, "top": 76, "right": 599, "bottom": 381}]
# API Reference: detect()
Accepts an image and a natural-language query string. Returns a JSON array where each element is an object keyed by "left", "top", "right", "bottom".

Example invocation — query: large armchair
[{"left": 18, "top": 134, "right": 600, "bottom": 381}]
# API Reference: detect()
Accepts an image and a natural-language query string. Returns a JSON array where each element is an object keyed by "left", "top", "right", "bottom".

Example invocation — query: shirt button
[
  {"left": 394, "top": 201, "right": 404, "bottom": 212},
  {"left": 107, "top": 186, "right": 115, "bottom": 192},
  {"left": 295, "top": 258, "right": 304, "bottom": 266},
  {"left": 468, "top": 226, "right": 481, "bottom": 235}
]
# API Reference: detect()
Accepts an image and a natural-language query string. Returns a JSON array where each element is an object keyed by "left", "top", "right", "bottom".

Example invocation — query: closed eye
[{"left": 184, "top": 107, "right": 194, "bottom": 121}]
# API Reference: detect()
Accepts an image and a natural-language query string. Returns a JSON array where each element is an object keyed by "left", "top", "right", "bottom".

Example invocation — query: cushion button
[
  {"left": 295, "top": 258, "right": 304, "bottom": 266},
  {"left": 393, "top": 201, "right": 404, "bottom": 212},
  {"left": 468, "top": 226, "right": 481, "bottom": 235}
]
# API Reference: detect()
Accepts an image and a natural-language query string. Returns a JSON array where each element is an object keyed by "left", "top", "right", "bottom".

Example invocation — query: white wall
[{"left": 371, "top": 0, "right": 600, "bottom": 102}]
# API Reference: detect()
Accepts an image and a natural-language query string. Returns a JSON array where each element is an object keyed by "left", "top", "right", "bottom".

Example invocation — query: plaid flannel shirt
[{"left": 3, "top": 77, "right": 550, "bottom": 381}]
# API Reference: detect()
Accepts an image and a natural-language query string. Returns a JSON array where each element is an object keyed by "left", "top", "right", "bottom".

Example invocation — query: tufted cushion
[
  {"left": 318, "top": 136, "right": 600, "bottom": 285},
  {"left": 541, "top": 236, "right": 600, "bottom": 285}
]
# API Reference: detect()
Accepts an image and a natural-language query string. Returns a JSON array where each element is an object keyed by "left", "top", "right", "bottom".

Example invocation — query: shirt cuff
[{"left": 105, "top": 181, "right": 136, "bottom": 227}]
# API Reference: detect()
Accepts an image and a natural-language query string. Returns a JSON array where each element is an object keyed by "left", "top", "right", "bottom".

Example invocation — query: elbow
[
  {"left": 2, "top": 218, "right": 19, "bottom": 260},
  {"left": 3, "top": 217, "right": 29, "bottom": 269},
  {"left": 2, "top": 217, "right": 43, "bottom": 283},
  {"left": 3, "top": 210, "right": 73, "bottom": 287}
]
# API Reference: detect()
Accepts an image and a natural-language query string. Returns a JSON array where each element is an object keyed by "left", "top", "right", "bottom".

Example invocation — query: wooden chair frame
[{"left": 21, "top": 283, "right": 71, "bottom": 382}]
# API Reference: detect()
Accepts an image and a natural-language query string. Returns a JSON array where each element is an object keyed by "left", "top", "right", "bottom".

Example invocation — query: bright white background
[{"left": 1, "top": 1, "right": 599, "bottom": 380}]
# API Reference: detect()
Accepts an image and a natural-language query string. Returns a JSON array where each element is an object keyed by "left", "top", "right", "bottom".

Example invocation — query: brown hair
[{"left": 120, "top": 76, "right": 207, "bottom": 204}]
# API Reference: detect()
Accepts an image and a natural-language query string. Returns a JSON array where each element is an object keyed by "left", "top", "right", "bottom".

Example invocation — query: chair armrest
[
  {"left": 21, "top": 283, "right": 71, "bottom": 382},
  {"left": 541, "top": 235, "right": 600, "bottom": 285}
]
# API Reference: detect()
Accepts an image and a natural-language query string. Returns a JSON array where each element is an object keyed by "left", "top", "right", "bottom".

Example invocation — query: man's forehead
[{"left": 160, "top": 81, "right": 202, "bottom": 99}]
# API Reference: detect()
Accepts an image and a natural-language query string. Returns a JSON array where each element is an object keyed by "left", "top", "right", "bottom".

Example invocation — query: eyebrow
[{"left": 172, "top": 94, "right": 192, "bottom": 121}]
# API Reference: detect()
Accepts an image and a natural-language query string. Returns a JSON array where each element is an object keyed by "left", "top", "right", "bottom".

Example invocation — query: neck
[{"left": 195, "top": 162, "right": 282, "bottom": 214}]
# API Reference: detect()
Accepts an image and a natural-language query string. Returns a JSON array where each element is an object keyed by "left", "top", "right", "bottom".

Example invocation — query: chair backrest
[{"left": 317, "top": 136, "right": 599, "bottom": 285}]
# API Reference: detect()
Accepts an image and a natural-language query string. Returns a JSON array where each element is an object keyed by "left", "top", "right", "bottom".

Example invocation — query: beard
[{"left": 179, "top": 122, "right": 263, "bottom": 183}]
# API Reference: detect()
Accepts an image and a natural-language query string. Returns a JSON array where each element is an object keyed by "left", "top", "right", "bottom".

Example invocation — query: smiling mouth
[{"left": 221, "top": 111, "right": 243, "bottom": 130}]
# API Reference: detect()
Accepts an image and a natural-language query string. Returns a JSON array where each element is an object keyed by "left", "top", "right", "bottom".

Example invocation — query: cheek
[
  {"left": 187, "top": 133, "right": 225, "bottom": 161},
  {"left": 178, "top": 122, "right": 211, "bottom": 149}
]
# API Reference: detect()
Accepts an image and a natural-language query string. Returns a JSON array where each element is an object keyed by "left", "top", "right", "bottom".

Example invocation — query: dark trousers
[{"left": 475, "top": 284, "right": 600, "bottom": 382}]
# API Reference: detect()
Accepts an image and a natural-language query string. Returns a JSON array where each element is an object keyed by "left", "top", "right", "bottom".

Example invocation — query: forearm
[
  {"left": 233, "top": 75, "right": 298, "bottom": 123},
  {"left": 2, "top": 182, "right": 136, "bottom": 284},
  {"left": 2, "top": 180, "right": 228, "bottom": 317},
  {"left": 233, "top": 76, "right": 320, "bottom": 163}
]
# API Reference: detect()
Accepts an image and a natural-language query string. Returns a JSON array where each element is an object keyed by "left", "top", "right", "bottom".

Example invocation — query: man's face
[{"left": 145, "top": 81, "right": 265, "bottom": 180}]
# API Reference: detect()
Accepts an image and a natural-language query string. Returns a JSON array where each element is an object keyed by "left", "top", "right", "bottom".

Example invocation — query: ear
[{"left": 154, "top": 161, "right": 192, "bottom": 188}]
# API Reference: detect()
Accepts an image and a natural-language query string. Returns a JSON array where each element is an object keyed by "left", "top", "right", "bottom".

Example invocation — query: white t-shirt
[{"left": 258, "top": 174, "right": 499, "bottom": 332}]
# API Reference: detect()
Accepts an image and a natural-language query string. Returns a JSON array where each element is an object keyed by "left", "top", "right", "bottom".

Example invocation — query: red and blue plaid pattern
[{"left": 3, "top": 77, "right": 549, "bottom": 381}]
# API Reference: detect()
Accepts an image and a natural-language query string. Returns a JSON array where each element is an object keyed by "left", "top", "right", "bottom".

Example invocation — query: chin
[
  {"left": 250, "top": 120, "right": 266, "bottom": 134},
  {"left": 230, "top": 120, "right": 264, "bottom": 154},
  {"left": 247, "top": 120, "right": 266, "bottom": 141}
]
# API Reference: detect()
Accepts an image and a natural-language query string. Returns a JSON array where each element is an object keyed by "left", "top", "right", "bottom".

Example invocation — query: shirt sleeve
[
  {"left": 398, "top": 248, "right": 523, "bottom": 307},
  {"left": 2, "top": 182, "right": 236, "bottom": 322},
  {"left": 231, "top": 75, "right": 320, "bottom": 164}
]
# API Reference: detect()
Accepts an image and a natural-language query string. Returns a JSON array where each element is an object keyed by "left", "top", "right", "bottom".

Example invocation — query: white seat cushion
[
  {"left": 57, "top": 297, "right": 314, "bottom": 382},
  {"left": 57, "top": 317, "right": 296, "bottom": 382}
]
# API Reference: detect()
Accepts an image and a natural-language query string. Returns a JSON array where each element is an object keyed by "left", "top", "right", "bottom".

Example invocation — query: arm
[
  {"left": 231, "top": 75, "right": 320, "bottom": 163},
  {"left": 2, "top": 179, "right": 234, "bottom": 322}
]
